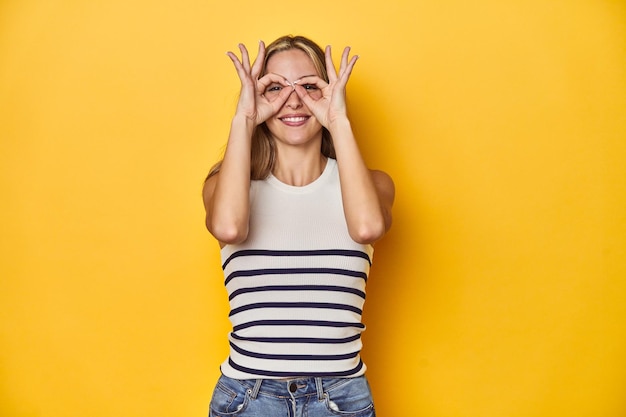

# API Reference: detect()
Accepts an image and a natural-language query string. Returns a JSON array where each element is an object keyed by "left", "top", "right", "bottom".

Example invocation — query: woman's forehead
[{"left": 266, "top": 49, "right": 318, "bottom": 75}]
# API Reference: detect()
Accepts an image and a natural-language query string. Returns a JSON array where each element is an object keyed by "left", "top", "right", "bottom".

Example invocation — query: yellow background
[{"left": 1, "top": 0, "right": 625, "bottom": 416}]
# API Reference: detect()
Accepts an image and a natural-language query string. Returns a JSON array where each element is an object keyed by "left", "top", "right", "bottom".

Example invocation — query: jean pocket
[
  {"left": 324, "top": 377, "right": 375, "bottom": 416},
  {"left": 209, "top": 380, "right": 248, "bottom": 416}
]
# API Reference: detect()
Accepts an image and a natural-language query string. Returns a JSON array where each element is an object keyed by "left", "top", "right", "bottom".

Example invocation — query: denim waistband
[{"left": 224, "top": 375, "right": 357, "bottom": 400}]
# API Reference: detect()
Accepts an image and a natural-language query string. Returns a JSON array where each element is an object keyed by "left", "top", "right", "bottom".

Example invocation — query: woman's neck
[{"left": 272, "top": 149, "right": 328, "bottom": 186}]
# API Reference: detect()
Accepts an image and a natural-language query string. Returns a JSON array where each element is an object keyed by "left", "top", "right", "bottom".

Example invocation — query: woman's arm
[
  {"left": 294, "top": 46, "right": 395, "bottom": 243},
  {"left": 329, "top": 118, "right": 395, "bottom": 243},
  {"left": 203, "top": 42, "right": 292, "bottom": 245},
  {"left": 203, "top": 115, "right": 255, "bottom": 245}
]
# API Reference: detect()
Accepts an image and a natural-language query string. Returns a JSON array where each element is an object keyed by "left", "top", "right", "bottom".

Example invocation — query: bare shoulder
[
  {"left": 370, "top": 169, "right": 395, "bottom": 202},
  {"left": 369, "top": 169, "right": 395, "bottom": 232},
  {"left": 202, "top": 173, "right": 220, "bottom": 208},
  {"left": 370, "top": 169, "right": 394, "bottom": 185}
]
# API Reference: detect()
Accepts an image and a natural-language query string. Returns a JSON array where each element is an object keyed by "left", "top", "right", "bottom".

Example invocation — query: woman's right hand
[{"left": 227, "top": 42, "right": 292, "bottom": 125}]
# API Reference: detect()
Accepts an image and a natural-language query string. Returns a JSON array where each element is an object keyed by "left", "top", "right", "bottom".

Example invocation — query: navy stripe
[
  {"left": 225, "top": 268, "right": 367, "bottom": 286},
  {"left": 222, "top": 249, "right": 372, "bottom": 269},
  {"left": 233, "top": 320, "right": 365, "bottom": 332},
  {"left": 229, "top": 341, "right": 359, "bottom": 361},
  {"left": 230, "top": 333, "right": 361, "bottom": 344},
  {"left": 227, "top": 357, "right": 364, "bottom": 378},
  {"left": 229, "top": 285, "right": 365, "bottom": 301},
  {"left": 229, "top": 302, "right": 362, "bottom": 317}
]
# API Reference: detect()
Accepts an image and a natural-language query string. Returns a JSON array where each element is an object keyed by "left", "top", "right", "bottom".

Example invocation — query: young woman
[{"left": 203, "top": 35, "right": 394, "bottom": 417}]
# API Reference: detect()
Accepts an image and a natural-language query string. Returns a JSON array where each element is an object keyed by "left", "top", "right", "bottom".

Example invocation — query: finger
[
  {"left": 250, "top": 40, "right": 265, "bottom": 80},
  {"left": 338, "top": 53, "right": 358, "bottom": 84},
  {"left": 339, "top": 46, "right": 351, "bottom": 74},
  {"left": 226, "top": 51, "right": 249, "bottom": 82},
  {"left": 293, "top": 75, "right": 329, "bottom": 90},
  {"left": 226, "top": 51, "right": 242, "bottom": 68},
  {"left": 293, "top": 84, "right": 319, "bottom": 111},
  {"left": 238, "top": 43, "right": 251, "bottom": 73},
  {"left": 272, "top": 84, "right": 295, "bottom": 107},
  {"left": 257, "top": 73, "right": 291, "bottom": 93},
  {"left": 258, "top": 85, "right": 293, "bottom": 121},
  {"left": 325, "top": 45, "right": 338, "bottom": 83}
]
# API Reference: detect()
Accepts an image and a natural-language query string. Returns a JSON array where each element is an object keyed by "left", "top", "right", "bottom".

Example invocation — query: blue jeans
[{"left": 209, "top": 374, "right": 376, "bottom": 417}]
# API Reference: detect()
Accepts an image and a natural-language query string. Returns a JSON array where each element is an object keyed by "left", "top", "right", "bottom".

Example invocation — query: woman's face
[{"left": 263, "top": 49, "right": 324, "bottom": 149}]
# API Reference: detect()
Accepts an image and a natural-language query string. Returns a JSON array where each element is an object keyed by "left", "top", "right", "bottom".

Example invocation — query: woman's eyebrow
[{"left": 268, "top": 72, "right": 318, "bottom": 82}]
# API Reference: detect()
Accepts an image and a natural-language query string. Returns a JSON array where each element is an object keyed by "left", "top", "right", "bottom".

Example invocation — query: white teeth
[{"left": 282, "top": 116, "right": 308, "bottom": 123}]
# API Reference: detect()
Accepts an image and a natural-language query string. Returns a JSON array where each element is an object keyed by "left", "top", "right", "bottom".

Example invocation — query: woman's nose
[{"left": 285, "top": 89, "right": 303, "bottom": 108}]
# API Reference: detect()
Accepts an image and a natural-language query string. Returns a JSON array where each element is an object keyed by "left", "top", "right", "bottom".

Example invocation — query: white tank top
[{"left": 219, "top": 158, "right": 374, "bottom": 379}]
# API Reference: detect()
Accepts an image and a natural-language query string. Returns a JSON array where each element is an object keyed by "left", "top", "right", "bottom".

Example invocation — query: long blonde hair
[{"left": 207, "top": 35, "right": 335, "bottom": 180}]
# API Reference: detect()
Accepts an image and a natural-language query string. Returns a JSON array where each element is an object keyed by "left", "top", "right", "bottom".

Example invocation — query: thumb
[
  {"left": 293, "top": 84, "right": 318, "bottom": 111},
  {"left": 294, "top": 85, "right": 329, "bottom": 127}
]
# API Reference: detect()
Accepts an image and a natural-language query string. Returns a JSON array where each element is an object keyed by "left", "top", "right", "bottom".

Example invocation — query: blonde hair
[{"left": 207, "top": 35, "right": 335, "bottom": 180}]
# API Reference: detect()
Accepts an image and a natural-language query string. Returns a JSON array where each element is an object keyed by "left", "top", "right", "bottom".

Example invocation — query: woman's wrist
[
  {"left": 327, "top": 116, "right": 352, "bottom": 136},
  {"left": 231, "top": 113, "right": 257, "bottom": 132}
]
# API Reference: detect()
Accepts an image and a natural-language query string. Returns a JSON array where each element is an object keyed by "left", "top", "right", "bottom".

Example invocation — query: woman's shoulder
[
  {"left": 369, "top": 169, "right": 395, "bottom": 208},
  {"left": 369, "top": 169, "right": 394, "bottom": 187}
]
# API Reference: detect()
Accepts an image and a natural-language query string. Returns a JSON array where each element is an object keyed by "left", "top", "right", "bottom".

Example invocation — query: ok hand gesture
[
  {"left": 292, "top": 46, "right": 358, "bottom": 129},
  {"left": 226, "top": 42, "right": 293, "bottom": 125}
]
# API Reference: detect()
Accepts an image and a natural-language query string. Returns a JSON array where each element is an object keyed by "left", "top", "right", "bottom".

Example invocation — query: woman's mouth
[{"left": 279, "top": 115, "right": 310, "bottom": 126}]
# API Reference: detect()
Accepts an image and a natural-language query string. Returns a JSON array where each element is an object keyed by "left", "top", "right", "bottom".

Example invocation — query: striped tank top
[{"left": 219, "top": 158, "right": 374, "bottom": 379}]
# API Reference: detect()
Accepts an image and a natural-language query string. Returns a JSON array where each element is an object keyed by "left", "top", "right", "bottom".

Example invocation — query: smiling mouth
[{"left": 280, "top": 116, "right": 310, "bottom": 123}]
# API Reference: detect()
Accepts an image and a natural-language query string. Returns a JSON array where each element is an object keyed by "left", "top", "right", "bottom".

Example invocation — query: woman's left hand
[{"left": 293, "top": 46, "right": 358, "bottom": 129}]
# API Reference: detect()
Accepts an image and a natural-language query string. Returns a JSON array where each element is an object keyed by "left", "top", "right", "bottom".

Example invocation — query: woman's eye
[
  {"left": 303, "top": 84, "right": 318, "bottom": 91},
  {"left": 266, "top": 85, "right": 282, "bottom": 93}
]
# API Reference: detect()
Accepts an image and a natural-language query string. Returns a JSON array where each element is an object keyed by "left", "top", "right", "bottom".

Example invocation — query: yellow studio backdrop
[{"left": 1, "top": 0, "right": 625, "bottom": 416}]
